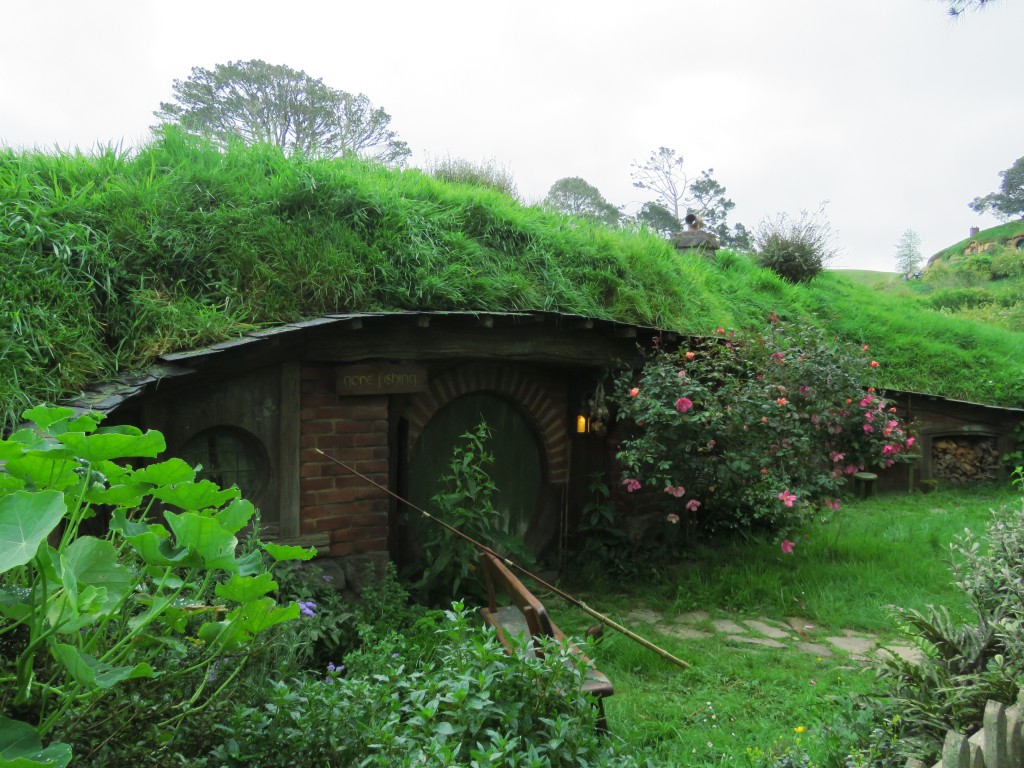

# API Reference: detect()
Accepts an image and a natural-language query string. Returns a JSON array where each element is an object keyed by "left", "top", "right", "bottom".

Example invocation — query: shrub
[
  {"left": 753, "top": 205, "right": 840, "bottom": 283},
  {"left": 423, "top": 154, "right": 520, "bottom": 199},
  {"left": 925, "top": 287, "right": 992, "bottom": 312},
  {"left": 613, "top": 319, "right": 914, "bottom": 535},
  {"left": 859, "top": 479, "right": 1024, "bottom": 765},
  {"left": 196, "top": 604, "right": 654, "bottom": 768},
  {"left": 990, "top": 246, "right": 1024, "bottom": 279}
]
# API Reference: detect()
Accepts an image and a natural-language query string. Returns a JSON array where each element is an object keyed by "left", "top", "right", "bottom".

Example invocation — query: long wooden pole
[{"left": 314, "top": 448, "right": 691, "bottom": 670}]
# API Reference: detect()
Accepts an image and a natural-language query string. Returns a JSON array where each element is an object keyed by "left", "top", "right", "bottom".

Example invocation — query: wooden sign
[{"left": 335, "top": 363, "right": 428, "bottom": 395}]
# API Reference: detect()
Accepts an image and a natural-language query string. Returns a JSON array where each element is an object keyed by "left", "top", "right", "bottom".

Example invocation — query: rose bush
[{"left": 613, "top": 318, "right": 915, "bottom": 534}]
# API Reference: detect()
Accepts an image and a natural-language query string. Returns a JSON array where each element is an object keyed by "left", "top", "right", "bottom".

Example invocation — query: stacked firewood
[{"left": 932, "top": 438, "right": 1000, "bottom": 484}]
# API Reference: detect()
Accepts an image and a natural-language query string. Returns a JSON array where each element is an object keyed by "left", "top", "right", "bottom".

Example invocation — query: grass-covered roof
[
  {"left": 2, "top": 129, "right": 1023, "bottom": 431},
  {"left": 929, "top": 219, "right": 1024, "bottom": 263}
]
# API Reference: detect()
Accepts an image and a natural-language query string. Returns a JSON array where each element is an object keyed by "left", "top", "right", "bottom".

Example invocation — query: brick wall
[{"left": 299, "top": 364, "right": 390, "bottom": 559}]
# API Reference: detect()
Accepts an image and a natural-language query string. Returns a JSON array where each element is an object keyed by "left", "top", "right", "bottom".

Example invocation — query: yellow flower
[{"left": 794, "top": 726, "right": 806, "bottom": 734}]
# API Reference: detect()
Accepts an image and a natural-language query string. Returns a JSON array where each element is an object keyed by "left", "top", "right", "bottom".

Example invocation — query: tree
[
  {"left": 725, "top": 222, "right": 753, "bottom": 251},
  {"left": 632, "top": 150, "right": 748, "bottom": 245},
  {"left": 945, "top": 0, "right": 999, "bottom": 16},
  {"left": 687, "top": 168, "right": 754, "bottom": 247},
  {"left": 969, "top": 156, "right": 1024, "bottom": 220},
  {"left": 631, "top": 147, "right": 689, "bottom": 223},
  {"left": 542, "top": 177, "right": 620, "bottom": 225},
  {"left": 635, "top": 202, "right": 682, "bottom": 236},
  {"left": 688, "top": 169, "right": 735, "bottom": 232},
  {"left": 154, "top": 59, "right": 411, "bottom": 166},
  {"left": 894, "top": 228, "right": 923, "bottom": 275}
]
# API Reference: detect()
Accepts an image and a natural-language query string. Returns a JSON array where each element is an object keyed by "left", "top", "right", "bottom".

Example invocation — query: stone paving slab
[
  {"left": 744, "top": 619, "right": 792, "bottom": 639},
  {"left": 785, "top": 617, "right": 817, "bottom": 633},
  {"left": 795, "top": 642, "right": 834, "bottom": 657},
  {"left": 676, "top": 610, "right": 710, "bottom": 623},
  {"left": 625, "top": 608, "right": 664, "bottom": 625},
  {"left": 826, "top": 635, "right": 878, "bottom": 660},
  {"left": 712, "top": 619, "right": 747, "bottom": 634},
  {"left": 726, "top": 634, "right": 787, "bottom": 649},
  {"left": 621, "top": 604, "right": 918, "bottom": 666},
  {"left": 661, "top": 625, "right": 712, "bottom": 640},
  {"left": 876, "top": 644, "right": 925, "bottom": 664}
]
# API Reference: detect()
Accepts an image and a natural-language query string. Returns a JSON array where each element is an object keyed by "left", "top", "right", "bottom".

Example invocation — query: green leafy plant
[
  {"left": 0, "top": 406, "right": 312, "bottom": 766},
  {"left": 412, "top": 420, "right": 530, "bottom": 605},
  {"left": 1001, "top": 422, "right": 1024, "bottom": 471},
  {"left": 272, "top": 560, "right": 357, "bottom": 671},
  {"left": 196, "top": 603, "right": 651, "bottom": 768}
]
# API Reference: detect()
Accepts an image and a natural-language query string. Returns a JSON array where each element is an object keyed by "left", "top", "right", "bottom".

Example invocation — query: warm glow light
[{"left": 576, "top": 415, "right": 590, "bottom": 434}]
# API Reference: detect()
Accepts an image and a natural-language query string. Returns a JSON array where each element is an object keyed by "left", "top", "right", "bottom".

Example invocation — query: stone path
[{"left": 622, "top": 608, "right": 923, "bottom": 664}]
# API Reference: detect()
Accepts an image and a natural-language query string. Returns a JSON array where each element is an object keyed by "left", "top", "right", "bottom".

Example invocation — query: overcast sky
[{"left": 3, "top": 1, "right": 1021, "bottom": 271}]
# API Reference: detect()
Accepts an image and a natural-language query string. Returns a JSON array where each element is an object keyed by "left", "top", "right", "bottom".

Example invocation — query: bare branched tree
[{"left": 631, "top": 147, "right": 689, "bottom": 223}]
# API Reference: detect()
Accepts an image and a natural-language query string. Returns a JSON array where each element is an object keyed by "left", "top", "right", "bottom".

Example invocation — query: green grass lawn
[
  {"left": 548, "top": 483, "right": 1021, "bottom": 766},
  {"left": 830, "top": 269, "right": 899, "bottom": 289}
]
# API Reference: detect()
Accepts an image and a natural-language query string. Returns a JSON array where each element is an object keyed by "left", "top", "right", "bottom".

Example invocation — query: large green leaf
[
  {"left": 0, "top": 441, "right": 24, "bottom": 461},
  {"left": 127, "top": 458, "right": 195, "bottom": 486},
  {"left": 198, "top": 598, "right": 298, "bottom": 651},
  {"left": 0, "top": 491, "right": 66, "bottom": 574},
  {"left": 153, "top": 480, "right": 238, "bottom": 512},
  {"left": 50, "top": 644, "right": 153, "bottom": 688},
  {"left": 0, "top": 589, "right": 31, "bottom": 622},
  {"left": 21, "top": 406, "right": 78, "bottom": 431},
  {"left": 0, "top": 716, "right": 71, "bottom": 768},
  {"left": 2, "top": 456, "right": 78, "bottom": 492},
  {"left": 45, "top": 585, "right": 109, "bottom": 634},
  {"left": 60, "top": 537, "right": 131, "bottom": 612},
  {"left": 163, "top": 511, "right": 238, "bottom": 571},
  {"left": 108, "top": 508, "right": 153, "bottom": 538},
  {"left": 215, "top": 573, "right": 277, "bottom": 603},
  {"left": 83, "top": 482, "right": 150, "bottom": 508},
  {"left": 236, "top": 550, "right": 266, "bottom": 577},
  {"left": 215, "top": 498, "right": 255, "bottom": 534},
  {"left": 57, "top": 428, "right": 165, "bottom": 462},
  {"left": 263, "top": 542, "right": 316, "bottom": 562},
  {"left": 124, "top": 530, "right": 201, "bottom": 569}
]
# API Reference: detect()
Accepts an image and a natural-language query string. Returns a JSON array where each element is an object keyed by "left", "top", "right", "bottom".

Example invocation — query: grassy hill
[
  {"left": 2, "top": 130, "right": 1024, "bottom": 431},
  {"left": 928, "top": 219, "right": 1024, "bottom": 264},
  {"left": 831, "top": 227, "right": 1024, "bottom": 335},
  {"left": 830, "top": 269, "right": 899, "bottom": 289}
]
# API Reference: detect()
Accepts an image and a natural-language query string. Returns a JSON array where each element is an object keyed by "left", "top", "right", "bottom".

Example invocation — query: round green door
[{"left": 406, "top": 393, "right": 543, "bottom": 547}]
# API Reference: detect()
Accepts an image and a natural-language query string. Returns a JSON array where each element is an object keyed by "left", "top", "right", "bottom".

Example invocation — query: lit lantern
[{"left": 576, "top": 414, "right": 590, "bottom": 434}]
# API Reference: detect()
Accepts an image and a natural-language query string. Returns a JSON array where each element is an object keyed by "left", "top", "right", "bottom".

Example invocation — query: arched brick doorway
[{"left": 394, "top": 364, "right": 570, "bottom": 564}]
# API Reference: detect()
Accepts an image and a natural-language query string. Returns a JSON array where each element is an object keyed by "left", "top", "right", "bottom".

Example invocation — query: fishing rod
[{"left": 314, "top": 448, "right": 691, "bottom": 670}]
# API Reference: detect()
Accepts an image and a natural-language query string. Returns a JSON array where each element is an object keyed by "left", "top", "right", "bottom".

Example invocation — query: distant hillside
[
  {"left": 829, "top": 269, "right": 899, "bottom": 289},
  {"left": 2, "top": 131, "right": 1023, "bottom": 430},
  {"left": 929, "top": 220, "right": 1024, "bottom": 264}
]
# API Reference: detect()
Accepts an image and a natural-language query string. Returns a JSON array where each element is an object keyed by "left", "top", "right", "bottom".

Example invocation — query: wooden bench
[{"left": 478, "top": 551, "right": 614, "bottom": 731}]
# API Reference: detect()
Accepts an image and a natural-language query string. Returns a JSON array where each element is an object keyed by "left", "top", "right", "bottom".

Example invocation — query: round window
[{"left": 179, "top": 426, "right": 268, "bottom": 501}]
